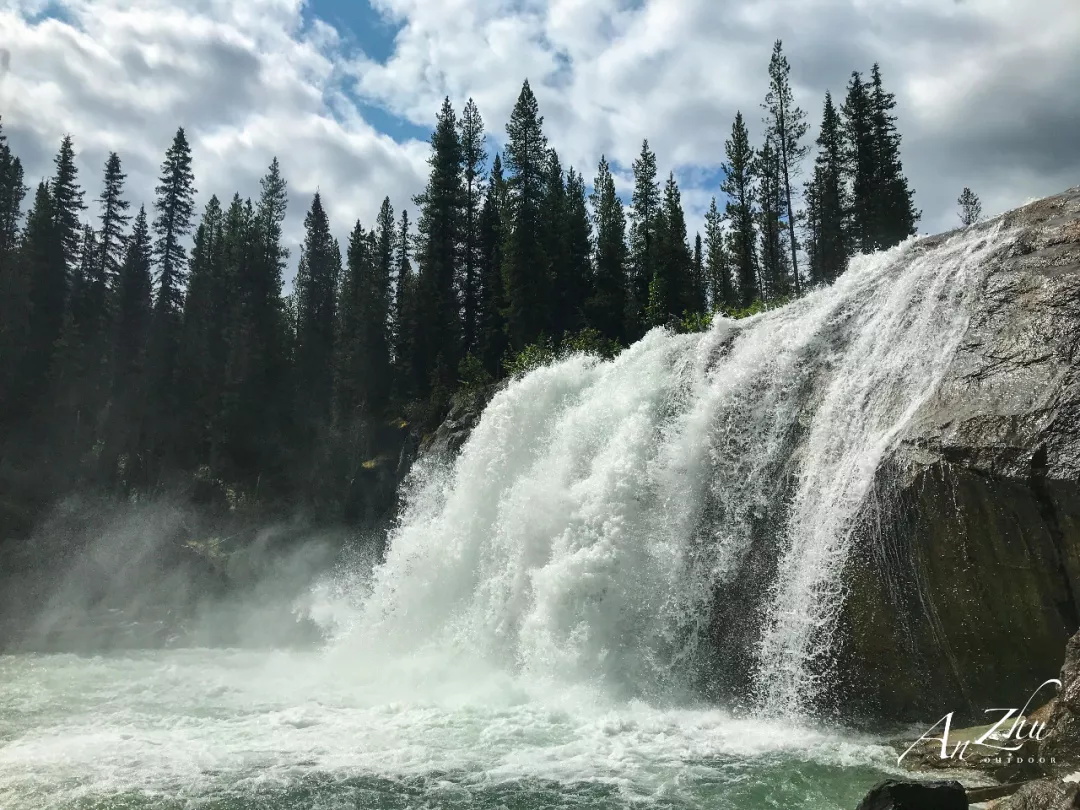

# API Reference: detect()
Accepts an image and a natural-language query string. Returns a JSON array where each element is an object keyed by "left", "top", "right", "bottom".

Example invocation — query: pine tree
[
  {"left": 0, "top": 117, "right": 25, "bottom": 279},
  {"left": 68, "top": 219, "right": 111, "bottom": 425},
  {"left": 177, "top": 195, "right": 227, "bottom": 465},
  {"left": 541, "top": 149, "right": 570, "bottom": 337},
  {"left": 647, "top": 172, "right": 693, "bottom": 325},
  {"left": 0, "top": 119, "right": 27, "bottom": 416},
  {"left": 722, "top": 112, "right": 759, "bottom": 307},
  {"left": 628, "top": 139, "right": 660, "bottom": 337},
  {"left": 145, "top": 127, "right": 196, "bottom": 470},
  {"left": 366, "top": 197, "right": 395, "bottom": 412},
  {"left": 18, "top": 182, "right": 64, "bottom": 412},
  {"left": 50, "top": 135, "right": 87, "bottom": 277},
  {"left": 220, "top": 159, "right": 291, "bottom": 478},
  {"left": 414, "top": 97, "right": 464, "bottom": 394},
  {"left": 391, "top": 208, "right": 418, "bottom": 401},
  {"left": 104, "top": 206, "right": 153, "bottom": 488},
  {"left": 957, "top": 187, "right": 982, "bottom": 226},
  {"left": 52, "top": 225, "right": 104, "bottom": 449},
  {"left": 756, "top": 137, "right": 791, "bottom": 300},
  {"left": 458, "top": 99, "right": 486, "bottom": 357},
  {"left": 763, "top": 40, "right": 808, "bottom": 296},
  {"left": 293, "top": 192, "right": 340, "bottom": 432},
  {"left": 589, "top": 155, "right": 628, "bottom": 343},
  {"left": 96, "top": 152, "right": 131, "bottom": 292},
  {"left": 112, "top": 207, "right": 154, "bottom": 386},
  {"left": 335, "top": 220, "right": 372, "bottom": 423},
  {"left": 563, "top": 166, "right": 592, "bottom": 336},
  {"left": 868, "top": 64, "right": 919, "bottom": 247},
  {"left": 152, "top": 128, "right": 196, "bottom": 322},
  {"left": 691, "top": 233, "right": 705, "bottom": 314},
  {"left": 841, "top": 72, "right": 876, "bottom": 255},
  {"left": 704, "top": 198, "right": 734, "bottom": 312},
  {"left": 804, "top": 91, "right": 848, "bottom": 285},
  {"left": 503, "top": 80, "right": 550, "bottom": 351},
  {"left": 475, "top": 158, "right": 508, "bottom": 378}
]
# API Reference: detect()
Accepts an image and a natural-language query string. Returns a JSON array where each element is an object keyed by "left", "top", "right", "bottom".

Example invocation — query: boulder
[
  {"left": 1041, "top": 630, "right": 1080, "bottom": 776},
  {"left": 834, "top": 188, "right": 1080, "bottom": 720},
  {"left": 997, "top": 779, "right": 1080, "bottom": 810},
  {"left": 855, "top": 779, "right": 967, "bottom": 810}
]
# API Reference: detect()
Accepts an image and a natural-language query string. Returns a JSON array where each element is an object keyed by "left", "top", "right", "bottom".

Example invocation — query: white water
[
  {"left": 334, "top": 223, "right": 1013, "bottom": 716},
  {"left": 0, "top": 225, "right": 1015, "bottom": 809}
]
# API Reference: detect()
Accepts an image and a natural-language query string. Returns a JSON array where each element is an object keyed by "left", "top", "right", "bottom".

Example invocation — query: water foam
[{"left": 331, "top": 224, "right": 1013, "bottom": 717}]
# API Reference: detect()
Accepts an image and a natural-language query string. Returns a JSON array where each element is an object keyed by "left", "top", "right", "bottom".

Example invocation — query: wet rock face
[
  {"left": 836, "top": 188, "right": 1080, "bottom": 721},
  {"left": 1041, "top": 630, "right": 1080, "bottom": 776},
  {"left": 998, "top": 779, "right": 1080, "bottom": 810},
  {"left": 419, "top": 386, "right": 498, "bottom": 461}
]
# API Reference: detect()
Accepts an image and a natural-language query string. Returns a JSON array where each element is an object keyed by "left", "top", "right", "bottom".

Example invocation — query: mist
[{"left": 0, "top": 495, "right": 382, "bottom": 654}]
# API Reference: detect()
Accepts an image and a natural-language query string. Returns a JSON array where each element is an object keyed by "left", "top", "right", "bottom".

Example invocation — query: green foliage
[
  {"left": 503, "top": 327, "right": 622, "bottom": 378},
  {"left": 957, "top": 187, "right": 982, "bottom": 227},
  {"left": 842, "top": 66, "right": 919, "bottom": 256},
  {"left": 763, "top": 40, "right": 808, "bottom": 296},
  {"left": 678, "top": 310, "right": 713, "bottom": 334},
  {"left": 720, "top": 296, "right": 793, "bottom": 320},
  {"left": 503, "top": 80, "right": 550, "bottom": 351},
  {"left": 805, "top": 91, "right": 849, "bottom": 286},
  {"left": 503, "top": 335, "right": 556, "bottom": 378},
  {"left": 588, "top": 155, "right": 627, "bottom": 344},
  {"left": 413, "top": 97, "right": 464, "bottom": 396},
  {"left": 559, "top": 327, "right": 621, "bottom": 360},
  {"left": 722, "top": 112, "right": 759, "bottom": 307},
  {"left": 755, "top": 136, "right": 792, "bottom": 301},
  {"left": 459, "top": 98, "right": 486, "bottom": 356},
  {"left": 457, "top": 352, "right": 493, "bottom": 390},
  {"left": 627, "top": 139, "right": 660, "bottom": 338},
  {"left": 0, "top": 45, "right": 922, "bottom": 530}
]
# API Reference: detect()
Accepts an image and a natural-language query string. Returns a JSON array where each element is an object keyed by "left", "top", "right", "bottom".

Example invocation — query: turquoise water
[{"left": 0, "top": 649, "right": 899, "bottom": 809}]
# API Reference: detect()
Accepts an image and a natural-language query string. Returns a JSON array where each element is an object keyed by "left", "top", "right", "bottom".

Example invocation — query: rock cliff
[{"left": 836, "top": 188, "right": 1080, "bottom": 720}]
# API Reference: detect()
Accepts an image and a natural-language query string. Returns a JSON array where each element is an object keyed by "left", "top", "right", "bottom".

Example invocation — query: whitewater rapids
[
  {"left": 337, "top": 221, "right": 1013, "bottom": 715},
  {"left": 0, "top": 223, "right": 1014, "bottom": 808}
]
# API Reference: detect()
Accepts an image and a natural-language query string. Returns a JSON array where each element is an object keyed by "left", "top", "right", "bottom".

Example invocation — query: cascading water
[
  {"left": 0, "top": 224, "right": 1021, "bottom": 810},
  {"left": 336, "top": 223, "right": 1015, "bottom": 717}
]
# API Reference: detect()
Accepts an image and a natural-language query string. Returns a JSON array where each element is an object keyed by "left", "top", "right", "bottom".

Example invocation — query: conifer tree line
[{"left": 0, "top": 42, "right": 920, "bottom": 517}]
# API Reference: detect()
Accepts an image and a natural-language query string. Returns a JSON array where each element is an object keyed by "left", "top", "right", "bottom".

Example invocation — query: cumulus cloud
[
  {"left": 0, "top": 0, "right": 431, "bottom": 277},
  {"left": 1, "top": 0, "right": 1078, "bottom": 277}
]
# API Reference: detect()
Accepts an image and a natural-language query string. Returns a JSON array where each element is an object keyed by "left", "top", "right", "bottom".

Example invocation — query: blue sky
[
  {"left": 304, "top": 0, "right": 431, "bottom": 144},
  {"left": 1, "top": 0, "right": 1078, "bottom": 282}
]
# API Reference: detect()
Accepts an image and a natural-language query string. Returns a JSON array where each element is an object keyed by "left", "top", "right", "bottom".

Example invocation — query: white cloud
[
  {"left": 0, "top": 0, "right": 431, "bottom": 281},
  {"left": 2, "top": 0, "right": 1078, "bottom": 282}
]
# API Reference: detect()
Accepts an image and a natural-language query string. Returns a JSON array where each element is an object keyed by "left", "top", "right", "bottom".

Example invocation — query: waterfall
[{"left": 335, "top": 224, "right": 1014, "bottom": 717}]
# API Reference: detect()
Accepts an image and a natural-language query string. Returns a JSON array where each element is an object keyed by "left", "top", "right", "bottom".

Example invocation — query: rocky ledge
[
  {"left": 835, "top": 187, "right": 1080, "bottom": 721},
  {"left": 858, "top": 627, "right": 1080, "bottom": 808}
]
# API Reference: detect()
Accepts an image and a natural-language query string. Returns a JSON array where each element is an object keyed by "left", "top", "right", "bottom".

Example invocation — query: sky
[{"left": 1, "top": 0, "right": 1078, "bottom": 285}]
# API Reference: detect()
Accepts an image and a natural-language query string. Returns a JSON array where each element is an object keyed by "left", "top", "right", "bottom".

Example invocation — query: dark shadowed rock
[
  {"left": 855, "top": 779, "right": 967, "bottom": 810},
  {"left": 835, "top": 187, "right": 1080, "bottom": 721},
  {"left": 1041, "top": 630, "right": 1080, "bottom": 776},
  {"left": 997, "top": 779, "right": 1080, "bottom": 810},
  {"left": 419, "top": 385, "right": 499, "bottom": 460}
]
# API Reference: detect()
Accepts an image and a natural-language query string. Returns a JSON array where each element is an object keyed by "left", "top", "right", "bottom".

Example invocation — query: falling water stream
[{"left": 0, "top": 225, "right": 1013, "bottom": 808}]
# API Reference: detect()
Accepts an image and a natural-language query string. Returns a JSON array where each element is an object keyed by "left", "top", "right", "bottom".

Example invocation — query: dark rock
[
  {"left": 855, "top": 779, "right": 967, "bottom": 810},
  {"left": 967, "top": 782, "right": 1033, "bottom": 803},
  {"left": 1041, "top": 630, "right": 1080, "bottom": 776},
  {"left": 419, "top": 385, "right": 499, "bottom": 460},
  {"left": 835, "top": 187, "right": 1080, "bottom": 721},
  {"left": 997, "top": 779, "right": 1080, "bottom": 810}
]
